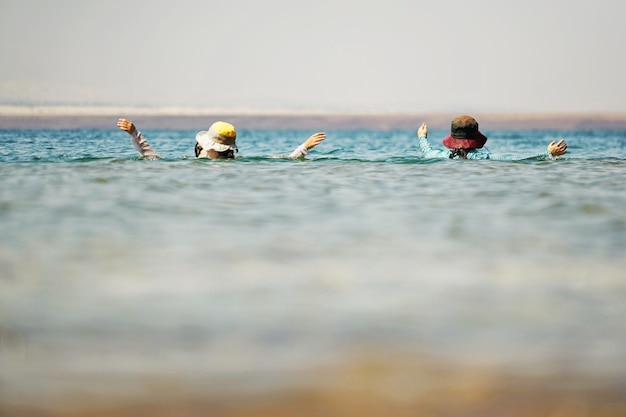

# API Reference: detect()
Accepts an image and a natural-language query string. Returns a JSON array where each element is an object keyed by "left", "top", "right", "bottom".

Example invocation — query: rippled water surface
[{"left": 1, "top": 127, "right": 625, "bottom": 411}]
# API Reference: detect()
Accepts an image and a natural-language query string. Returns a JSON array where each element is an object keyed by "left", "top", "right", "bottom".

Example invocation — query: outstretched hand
[
  {"left": 117, "top": 118, "right": 137, "bottom": 135},
  {"left": 417, "top": 123, "right": 428, "bottom": 138},
  {"left": 547, "top": 139, "right": 567, "bottom": 156},
  {"left": 303, "top": 132, "right": 326, "bottom": 150}
]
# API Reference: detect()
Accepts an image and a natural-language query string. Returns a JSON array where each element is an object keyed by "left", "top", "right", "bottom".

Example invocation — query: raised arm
[
  {"left": 416, "top": 122, "right": 449, "bottom": 158},
  {"left": 508, "top": 138, "right": 569, "bottom": 161},
  {"left": 289, "top": 132, "right": 326, "bottom": 159},
  {"left": 489, "top": 138, "right": 568, "bottom": 161},
  {"left": 116, "top": 118, "right": 160, "bottom": 159}
]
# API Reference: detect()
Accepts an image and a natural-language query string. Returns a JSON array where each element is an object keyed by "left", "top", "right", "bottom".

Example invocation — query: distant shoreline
[{"left": 1, "top": 106, "right": 625, "bottom": 130}]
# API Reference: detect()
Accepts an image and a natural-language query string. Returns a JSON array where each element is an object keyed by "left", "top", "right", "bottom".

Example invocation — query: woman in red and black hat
[{"left": 417, "top": 115, "right": 567, "bottom": 160}]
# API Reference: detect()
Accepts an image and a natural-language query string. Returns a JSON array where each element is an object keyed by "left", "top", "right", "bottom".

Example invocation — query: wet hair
[
  {"left": 449, "top": 148, "right": 472, "bottom": 159},
  {"left": 194, "top": 143, "right": 236, "bottom": 159},
  {"left": 218, "top": 149, "right": 236, "bottom": 159}
]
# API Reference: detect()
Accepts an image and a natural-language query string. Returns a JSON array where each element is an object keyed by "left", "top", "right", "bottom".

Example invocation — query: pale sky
[{"left": 1, "top": 0, "right": 625, "bottom": 113}]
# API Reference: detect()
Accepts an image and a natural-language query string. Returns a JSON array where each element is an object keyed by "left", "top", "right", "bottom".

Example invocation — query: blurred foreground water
[{"left": 1, "top": 128, "right": 625, "bottom": 416}]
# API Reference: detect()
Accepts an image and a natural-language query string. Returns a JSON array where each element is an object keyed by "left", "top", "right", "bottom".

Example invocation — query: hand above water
[
  {"left": 417, "top": 123, "right": 428, "bottom": 138},
  {"left": 547, "top": 139, "right": 567, "bottom": 156},
  {"left": 117, "top": 118, "right": 137, "bottom": 136},
  {"left": 303, "top": 132, "right": 326, "bottom": 150}
]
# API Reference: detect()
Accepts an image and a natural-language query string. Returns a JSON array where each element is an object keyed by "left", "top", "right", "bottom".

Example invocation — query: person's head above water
[
  {"left": 194, "top": 121, "right": 238, "bottom": 159},
  {"left": 416, "top": 115, "right": 567, "bottom": 159},
  {"left": 443, "top": 115, "right": 488, "bottom": 150},
  {"left": 117, "top": 117, "right": 326, "bottom": 160}
]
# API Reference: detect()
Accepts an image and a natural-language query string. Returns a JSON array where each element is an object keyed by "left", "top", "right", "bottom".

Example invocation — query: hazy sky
[{"left": 1, "top": 0, "right": 625, "bottom": 113}]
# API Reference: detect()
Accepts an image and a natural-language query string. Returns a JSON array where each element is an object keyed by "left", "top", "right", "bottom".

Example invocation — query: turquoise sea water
[{"left": 1, "top": 127, "right": 625, "bottom": 406}]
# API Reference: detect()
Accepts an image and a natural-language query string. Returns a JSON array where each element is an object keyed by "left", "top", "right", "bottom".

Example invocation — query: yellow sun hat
[{"left": 195, "top": 121, "right": 237, "bottom": 152}]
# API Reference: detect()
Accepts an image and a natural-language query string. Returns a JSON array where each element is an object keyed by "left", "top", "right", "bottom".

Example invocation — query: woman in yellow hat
[{"left": 117, "top": 118, "right": 325, "bottom": 160}]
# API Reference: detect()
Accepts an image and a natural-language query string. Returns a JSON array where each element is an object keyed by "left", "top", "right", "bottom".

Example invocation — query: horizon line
[{"left": 2, "top": 105, "right": 626, "bottom": 118}]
